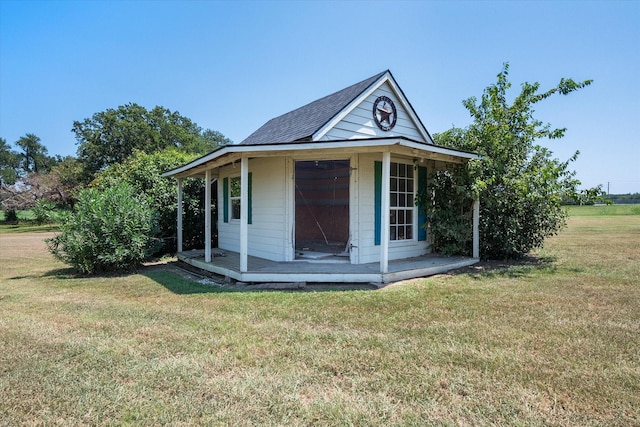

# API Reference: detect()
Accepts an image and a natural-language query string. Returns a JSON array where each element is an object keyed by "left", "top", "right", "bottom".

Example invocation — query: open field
[{"left": 1, "top": 208, "right": 638, "bottom": 425}]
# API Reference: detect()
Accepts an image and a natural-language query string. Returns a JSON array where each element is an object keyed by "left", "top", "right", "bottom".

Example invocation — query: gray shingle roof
[{"left": 239, "top": 71, "right": 387, "bottom": 145}]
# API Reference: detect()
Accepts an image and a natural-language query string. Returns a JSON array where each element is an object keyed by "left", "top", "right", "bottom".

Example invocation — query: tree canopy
[
  {"left": 72, "top": 103, "right": 230, "bottom": 178},
  {"left": 1, "top": 134, "right": 58, "bottom": 185},
  {"left": 0, "top": 137, "right": 20, "bottom": 185},
  {"left": 15, "top": 133, "right": 54, "bottom": 174},
  {"left": 430, "top": 63, "right": 592, "bottom": 259}
]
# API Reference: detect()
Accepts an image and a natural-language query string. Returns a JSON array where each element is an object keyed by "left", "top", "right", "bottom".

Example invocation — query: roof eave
[{"left": 163, "top": 137, "right": 480, "bottom": 179}]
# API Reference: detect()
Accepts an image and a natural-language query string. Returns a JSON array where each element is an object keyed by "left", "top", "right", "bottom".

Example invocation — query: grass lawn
[{"left": 0, "top": 207, "right": 638, "bottom": 425}]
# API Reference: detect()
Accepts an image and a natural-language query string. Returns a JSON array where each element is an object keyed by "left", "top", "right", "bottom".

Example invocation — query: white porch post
[
  {"left": 473, "top": 198, "right": 480, "bottom": 259},
  {"left": 205, "top": 169, "right": 212, "bottom": 263},
  {"left": 240, "top": 157, "right": 249, "bottom": 272},
  {"left": 177, "top": 178, "right": 183, "bottom": 253},
  {"left": 380, "top": 152, "right": 391, "bottom": 273}
]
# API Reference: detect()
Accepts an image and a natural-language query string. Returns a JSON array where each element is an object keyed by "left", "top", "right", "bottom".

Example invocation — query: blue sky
[{"left": 1, "top": 0, "right": 638, "bottom": 193}]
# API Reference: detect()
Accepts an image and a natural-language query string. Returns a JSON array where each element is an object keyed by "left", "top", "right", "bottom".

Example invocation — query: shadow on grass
[
  {"left": 140, "top": 267, "right": 238, "bottom": 294},
  {"left": 454, "top": 254, "right": 561, "bottom": 280}
]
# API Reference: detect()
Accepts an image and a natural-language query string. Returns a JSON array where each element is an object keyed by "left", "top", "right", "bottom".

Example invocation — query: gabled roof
[
  {"left": 163, "top": 70, "right": 480, "bottom": 179},
  {"left": 239, "top": 71, "right": 388, "bottom": 145}
]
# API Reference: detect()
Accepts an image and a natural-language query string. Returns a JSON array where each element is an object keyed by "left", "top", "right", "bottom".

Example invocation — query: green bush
[
  {"left": 418, "top": 166, "right": 474, "bottom": 256},
  {"left": 94, "top": 149, "right": 209, "bottom": 254},
  {"left": 434, "top": 64, "right": 591, "bottom": 259},
  {"left": 46, "top": 183, "right": 159, "bottom": 274},
  {"left": 3, "top": 209, "right": 18, "bottom": 223},
  {"left": 32, "top": 200, "right": 56, "bottom": 225}
]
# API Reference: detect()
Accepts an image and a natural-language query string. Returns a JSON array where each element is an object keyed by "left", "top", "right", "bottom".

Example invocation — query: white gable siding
[
  {"left": 217, "top": 158, "right": 289, "bottom": 262},
  {"left": 320, "top": 83, "right": 428, "bottom": 143}
]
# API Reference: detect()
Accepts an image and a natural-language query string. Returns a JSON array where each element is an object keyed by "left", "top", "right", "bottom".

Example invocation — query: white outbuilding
[{"left": 163, "top": 70, "right": 480, "bottom": 284}]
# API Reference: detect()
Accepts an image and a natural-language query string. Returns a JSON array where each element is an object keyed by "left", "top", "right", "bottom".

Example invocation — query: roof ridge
[{"left": 238, "top": 70, "right": 388, "bottom": 146}]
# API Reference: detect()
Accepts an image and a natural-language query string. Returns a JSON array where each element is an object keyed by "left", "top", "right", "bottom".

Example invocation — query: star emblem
[
  {"left": 372, "top": 96, "right": 397, "bottom": 131},
  {"left": 376, "top": 102, "right": 393, "bottom": 125}
]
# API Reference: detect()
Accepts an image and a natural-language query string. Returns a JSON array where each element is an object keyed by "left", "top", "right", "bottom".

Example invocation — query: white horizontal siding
[
  {"left": 218, "top": 158, "right": 289, "bottom": 262},
  {"left": 217, "top": 151, "right": 432, "bottom": 267},
  {"left": 321, "top": 83, "right": 427, "bottom": 143},
  {"left": 355, "top": 153, "right": 376, "bottom": 264},
  {"left": 355, "top": 153, "right": 430, "bottom": 264}
]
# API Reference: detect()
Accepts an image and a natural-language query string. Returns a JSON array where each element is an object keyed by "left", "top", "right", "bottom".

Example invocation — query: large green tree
[
  {"left": 0, "top": 137, "right": 20, "bottom": 185},
  {"left": 432, "top": 63, "right": 592, "bottom": 259},
  {"left": 15, "top": 133, "right": 53, "bottom": 174},
  {"left": 72, "top": 103, "right": 230, "bottom": 177}
]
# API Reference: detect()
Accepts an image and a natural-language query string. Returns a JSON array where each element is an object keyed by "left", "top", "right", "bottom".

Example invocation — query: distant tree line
[{"left": 604, "top": 193, "right": 640, "bottom": 204}]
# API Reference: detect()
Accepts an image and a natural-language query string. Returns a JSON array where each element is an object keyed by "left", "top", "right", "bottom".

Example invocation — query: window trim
[
  {"left": 229, "top": 176, "right": 241, "bottom": 221},
  {"left": 389, "top": 161, "right": 417, "bottom": 242},
  {"left": 374, "top": 160, "right": 427, "bottom": 245}
]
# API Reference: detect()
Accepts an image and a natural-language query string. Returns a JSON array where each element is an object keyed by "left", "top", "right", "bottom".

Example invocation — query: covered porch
[{"left": 177, "top": 248, "right": 479, "bottom": 285}]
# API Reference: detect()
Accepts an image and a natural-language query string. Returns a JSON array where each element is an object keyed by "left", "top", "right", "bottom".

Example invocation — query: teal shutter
[
  {"left": 248, "top": 172, "right": 252, "bottom": 225},
  {"left": 223, "top": 177, "right": 229, "bottom": 223},
  {"left": 374, "top": 161, "right": 382, "bottom": 246},
  {"left": 418, "top": 166, "right": 427, "bottom": 241}
]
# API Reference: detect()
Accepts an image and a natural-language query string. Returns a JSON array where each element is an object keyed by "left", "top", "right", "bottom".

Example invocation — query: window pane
[
  {"left": 407, "top": 179, "right": 414, "bottom": 192},
  {"left": 390, "top": 210, "right": 397, "bottom": 225},
  {"left": 390, "top": 226, "right": 397, "bottom": 240},
  {"left": 391, "top": 162, "right": 397, "bottom": 176},
  {"left": 399, "top": 194, "right": 406, "bottom": 207},
  {"left": 399, "top": 163, "right": 405, "bottom": 177},
  {"left": 230, "top": 177, "right": 241, "bottom": 197},
  {"left": 406, "top": 210, "right": 413, "bottom": 224},
  {"left": 391, "top": 178, "right": 397, "bottom": 191},
  {"left": 407, "top": 167, "right": 414, "bottom": 178},
  {"left": 398, "top": 210, "right": 405, "bottom": 225},
  {"left": 406, "top": 226, "right": 413, "bottom": 240},
  {"left": 390, "top": 193, "right": 397, "bottom": 207},
  {"left": 407, "top": 194, "right": 414, "bottom": 206},
  {"left": 399, "top": 179, "right": 406, "bottom": 192},
  {"left": 232, "top": 199, "right": 241, "bottom": 219}
]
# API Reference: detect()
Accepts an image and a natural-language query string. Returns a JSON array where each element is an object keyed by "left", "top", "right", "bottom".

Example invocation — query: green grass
[
  {"left": 565, "top": 203, "right": 640, "bottom": 216},
  {"left": 1, "top": 214, "right": 639, "bottom": 426},
  {"left": 0, "top": 208, "right": 36, "bottom": 222}
]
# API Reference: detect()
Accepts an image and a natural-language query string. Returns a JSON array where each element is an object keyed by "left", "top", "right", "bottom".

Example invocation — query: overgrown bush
[
  {"left": 434, "top": 64, "right": 592, "bottom": 259},
  {"left": 93, "top": 149, "right": 209, "bottom": 254},
  {"left": 32, "top": 199, "right": 56, "bottom": 224},
  {"left": 46, "top": 183, "right": 159, "bottom": 274},
  {"left": 417, "top": 166, "right": 474, "bottom": 256}
]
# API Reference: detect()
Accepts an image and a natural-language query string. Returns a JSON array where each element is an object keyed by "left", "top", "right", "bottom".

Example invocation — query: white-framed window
[
  {"left": 229, "top": 176, "right": 241, "bottom": 220},
  {"left": 389, "top": 162, "right": 415, "bottom": 241}
]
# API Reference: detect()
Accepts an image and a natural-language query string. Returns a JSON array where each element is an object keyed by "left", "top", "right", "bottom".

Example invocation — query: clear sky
[{"left": 1, "top": 0, "right": 639, "bottom": 194}]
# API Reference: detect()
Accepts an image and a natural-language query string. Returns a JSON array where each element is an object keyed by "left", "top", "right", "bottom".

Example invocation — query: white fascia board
[
  {"left": 163, "top": 138, "right": 480, "bottom": 178},
  {"left": 398, "top": 140, "right": 480, "bottom": 160},
  {"left": 384, "top": 77, "right": 433, "bottom": 144},
  {"left": 162, "top": 146, "right": 233, "bottom": 177},
  {"left": 312, "top": 71, "right": 390, "bottom": 141},
  {"left": 312, "top": 71, "right": 433, "bottom": 144}
]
